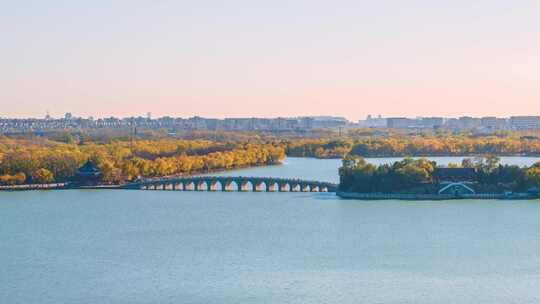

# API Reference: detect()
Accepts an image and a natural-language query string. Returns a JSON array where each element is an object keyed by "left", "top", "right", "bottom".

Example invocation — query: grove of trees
[
  {"left": 339, "top": 155, "right": 540, "bottom": 194},
  {"left": 0, "top": 137, "right": 285, "bottom": 185},
  {"left": 286, "top": 135, "right": 540, "bottom": 159}
]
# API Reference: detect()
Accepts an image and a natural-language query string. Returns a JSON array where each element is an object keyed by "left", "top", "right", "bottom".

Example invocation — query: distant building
[
  {"left": 421, "top": 117, "right": 444, "bottom": 128},
  {"left": 359, "top": 115, "right": 387, "bottom": 128},
  {"left": 510, "top": 116, "right": 540, "bottom": 130},
  {"left": 480, "top": 117, "right": 508, "bottom": 131},
  {"left": 387, "top": 117, "right": 420, "bottom": 128},
  {"left": 444, "top": 117, "right": 481, "bottom": 130},
  {"left": 299, "top": 117, "right": 314, "bottom": 129},
  {"left": 480, "top": 116, "right": 497, "bottom": 128},
  {"left": 457, "top": 116, "right": 481, "bottom": 129},
  {"left": 309, "top": 116, "right": 348, "bottom": 129}
]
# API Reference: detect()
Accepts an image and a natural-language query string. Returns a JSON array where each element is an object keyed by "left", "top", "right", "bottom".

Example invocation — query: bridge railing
[{"left": 135, "top": 176, "right": 335, "bottom": 184}]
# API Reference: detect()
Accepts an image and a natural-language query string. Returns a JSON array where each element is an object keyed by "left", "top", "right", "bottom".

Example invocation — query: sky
[{"left": 1, "top": 0, "right": 539, "bottom": 120}]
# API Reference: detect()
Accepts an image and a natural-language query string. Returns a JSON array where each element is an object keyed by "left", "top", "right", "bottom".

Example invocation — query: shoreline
[{"left": 337, "top": 191, "right": 540, "bottom": 201}]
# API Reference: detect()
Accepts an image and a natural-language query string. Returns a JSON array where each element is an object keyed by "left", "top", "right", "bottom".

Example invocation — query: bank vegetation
[
  {"left": 0, "top": 137, "right": 285, "bottom": 185},
  {"left": 339, "top": 155, "right": 540, "bottom": 194},
  {"left": 286, "top": 134, "right": 540, "bottom": 158}
]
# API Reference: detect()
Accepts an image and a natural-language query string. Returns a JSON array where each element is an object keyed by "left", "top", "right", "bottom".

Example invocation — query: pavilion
[{"left": 73, "top": 160, "right": 101, "bottom": 186}]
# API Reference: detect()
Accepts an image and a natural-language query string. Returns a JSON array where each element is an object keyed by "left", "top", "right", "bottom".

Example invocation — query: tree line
[{"left": 286, "top": 135, "right": 540, "bottom": 158}]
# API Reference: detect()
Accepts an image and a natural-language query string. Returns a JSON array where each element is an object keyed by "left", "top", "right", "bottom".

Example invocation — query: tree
[
  {"left": 14, "top": 172, "right": 26, "bottom": 184},
  {"left": 526, "top": 162, "right": 540, "bottom": 187},
  {"left": 32, "top": 168, "right": 54, "bottom": 184},
  {"left": 461, "top": 158, "right": 474, "bottom": 168},
  {"left": 485, "top": 155, "right": 501, "bottom": 172}
]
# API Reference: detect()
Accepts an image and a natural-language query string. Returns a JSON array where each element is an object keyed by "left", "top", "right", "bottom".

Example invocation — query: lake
[{"left": 1, "top": 157, "right": 540, "bottom": 303}]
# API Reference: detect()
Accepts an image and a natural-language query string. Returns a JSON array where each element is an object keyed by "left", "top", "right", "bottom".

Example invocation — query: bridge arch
[
  {"left": 195, "top": 180, "right": 208, "bottom": 191},
  {"left": 209, "top": 180, "right": 223, "bottom": 191},
  {"left": 290, "top": 182, "right": 301, "bottom": 192},
  {"left": 239, "top": 180, "right": 254, "bottom": 192},
  {"left": 266, "top": 181, "right": 278, "bottom": 192},
  {"left": 278, "top": 182, "right": 290, "bottom": 192},
  {"left": 183, "top": 180, "right": 195, "bottom": 191},
  {"left": 253, "top": 180, "right": 266, "bottom": 192},
  {"left": 221, "top": 179, "right": 235, "bottom": 191}
]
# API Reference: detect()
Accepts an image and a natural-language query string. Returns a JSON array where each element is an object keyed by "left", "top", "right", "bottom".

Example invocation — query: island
[{"left": 337, "top": 155, "right": 540, "bottom": 200}]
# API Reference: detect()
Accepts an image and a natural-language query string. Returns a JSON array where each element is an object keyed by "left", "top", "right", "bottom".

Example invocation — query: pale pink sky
[{"left": 1, "top": 1, "right": 539, "bottom": 120}]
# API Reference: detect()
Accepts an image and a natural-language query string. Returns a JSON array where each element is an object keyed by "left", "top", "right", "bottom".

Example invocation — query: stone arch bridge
[{"left": 123, "top": 176, "right": 338, "bottom": 193}]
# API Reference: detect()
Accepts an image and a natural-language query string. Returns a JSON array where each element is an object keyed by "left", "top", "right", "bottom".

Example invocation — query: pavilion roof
[{"left": 77, "top": 160, "right": 100, "bottom": 174}]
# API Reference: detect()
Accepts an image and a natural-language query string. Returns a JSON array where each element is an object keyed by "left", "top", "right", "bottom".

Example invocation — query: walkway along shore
[{"left": 0, "top": 183, "right": 70, "bottom": 191}]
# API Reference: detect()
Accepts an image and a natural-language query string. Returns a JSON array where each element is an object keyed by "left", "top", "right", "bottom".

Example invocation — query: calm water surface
[{"left": 2, "top": 157, "right": 540, "bottom": 303}]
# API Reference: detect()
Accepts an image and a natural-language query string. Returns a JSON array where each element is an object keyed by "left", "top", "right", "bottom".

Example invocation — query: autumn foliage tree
[{"left": 32, "top": 168, "right": 54, "bottom": 184}]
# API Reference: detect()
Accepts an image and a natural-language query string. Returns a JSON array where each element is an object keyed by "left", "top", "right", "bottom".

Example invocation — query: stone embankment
[
  {"left": 337, "top": 191, "right": 538, "bottom": 200},
  {"left": 0, "top": 183, "right": 69, "bottom": 191}
]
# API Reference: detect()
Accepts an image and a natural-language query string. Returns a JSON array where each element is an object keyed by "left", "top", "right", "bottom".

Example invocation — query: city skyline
[
  {"left": 2, "top": 1, "right": 540, "bottom": 120},
  {"left": 2, "top": 111, "right": 540, "bottom": 121},
  {"left": 3, "top": 109, "right": 540, "bottom": 122},
  {"left": 3, "top": 113, "right": 540, "bottom": 133}
]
